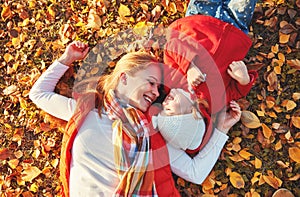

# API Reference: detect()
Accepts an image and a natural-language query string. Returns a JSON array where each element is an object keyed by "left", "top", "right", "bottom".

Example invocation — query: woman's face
[
  {"left": 123, "top": 64, "right": 162, "bottom": 112},
  {"left": 161, "top": 89, "right": 193, "bottom": 116}
]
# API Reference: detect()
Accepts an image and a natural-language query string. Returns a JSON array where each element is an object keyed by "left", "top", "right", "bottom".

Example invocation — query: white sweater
[{"left": 29, "top": 61, "right": 229, "bottom": 196}]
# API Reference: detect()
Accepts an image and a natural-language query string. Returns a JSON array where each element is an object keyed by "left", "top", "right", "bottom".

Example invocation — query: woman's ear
[{"left": 120, "top": 72, "right": 127, "bottom": 85}]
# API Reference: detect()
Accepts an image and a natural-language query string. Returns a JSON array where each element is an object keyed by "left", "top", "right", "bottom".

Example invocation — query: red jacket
[
  {"left": 163, "top": 15, "right": 258, "bottom": 154},
  {"left": 164, "top": 15, "right": 258, "bottom": 114}
]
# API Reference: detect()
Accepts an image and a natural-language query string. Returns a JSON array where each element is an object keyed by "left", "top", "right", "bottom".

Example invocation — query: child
[
  {"left": 152, "top": 88, "right": 205, "bottom": 153},
  {"left": 161, "top": 0, "right": 259, "bottom": 153}
]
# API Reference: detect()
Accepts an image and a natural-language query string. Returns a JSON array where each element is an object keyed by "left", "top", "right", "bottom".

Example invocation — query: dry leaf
[
  {"left": 262, "top": 123, "right": 272, "bottom": 139},
  {"left": 291, "top": 116, "right": 300, "bottom": 128},
  {"left": 241, "top": 110, "right": 261, "bottom": 128},
  {"left": 288, "top": 147, "right": 300, "bottom": 163},
  {"left": 86, "top": 9, "right": 102, "bottom": 30},
  {"left": 279, "top": 32, "right": 290, "bottom": 44},
  {"left": 255, "top": 157, "right": 262, "bottom": 169},
  {"left": 239, "top": 149, "right": 253, "bottom": 160},
  {"left": 1, "top": 5, "right": 12, "bottom": 21},
  {"left": 118, "top": 3, "right": 131, "bottom": 18},
  {"left": 229, "top": 172, "right": 245, "bottom": 189},
  {"left": 263, "top": 174, "right": 282, "bottom": 189},
  {"left": 287, "top": 59, "right": 300, "bottom": 70},
  {"left": 21, "top": 166, "right": 42, "bottom": 182}
]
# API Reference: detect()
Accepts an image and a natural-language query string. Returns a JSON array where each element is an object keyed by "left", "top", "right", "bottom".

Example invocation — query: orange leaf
[
  {"left": 4, "top": 53, "right": 14, "bottom": 63},
  {"left": 0, "top": 148, "right": 14, "bottom": 160},
  {"left": 279, "top": 32, "right": 290, "bottom": 44},
  {"left": 274, "top": 140, "right": 282, "bottom": 151},
  {"left": 263, "top": 174, "right": 282, "bottom": 189},
  {"left": 271, "top": 44, "right": 279, "bottom": 53},
  {"left": 292, "top": 92, "right": 300, "bottom": 100},
  {"left": 1, "top": 5, "right": 12, "bottom": 21},
  {"left": 168, "top": 2, "right": 177, "bottom": 15},
  {"left": 239, "top": 149, "right": 253, "bottom": 160},
  {"left": 241, "top": 110, "right": 261, "bottom": 128},
  {"left": 291, "top": 116, "right": 300, "bottom": 128},
  {"left": 288, "top": 147, "right": 300, "bottom": 163},
  {"left": 229, "top": 172, "right": 245, "bottom": 189},
  {"left": 251, "top": 172, "right": 262, "bottom": 185},
  {"left": 262, "top": 123, "right": 272, "bottom": 139},
  {"left": 21, "top": 166, "right": 42, "bottom": 182}
]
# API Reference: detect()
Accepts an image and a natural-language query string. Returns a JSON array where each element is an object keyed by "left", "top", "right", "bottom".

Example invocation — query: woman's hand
[
  {"left": 227, "top": 61, "right": 250, "bottom": 85},
  {"left": 216, "top": 101, "right": 242, "bottom": 134},
  {"left": 58, "top": 41, "right": 89, "bottom": 66}
]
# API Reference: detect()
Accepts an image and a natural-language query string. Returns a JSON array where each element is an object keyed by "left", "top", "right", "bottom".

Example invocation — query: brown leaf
[
  {"left": 241, "top": 110, "right": 261, "bottom": 128},
  {"left": 229, "top": 171, "right": 245, "bottom": 189},
  {"left": 266, "top": 71, "right": 278, "bottom": 91},
  {"left": 0, "top": 148, "right": 14, "bottom": 160},
  {"left": 289, "top": 147, "right": 300, "bottom": 163},
  {"left": 86, "top": 9, "right": 102, "bottom": 30},
  {"left": 287, "top": 59, "right": 300, "bottom": 70}
]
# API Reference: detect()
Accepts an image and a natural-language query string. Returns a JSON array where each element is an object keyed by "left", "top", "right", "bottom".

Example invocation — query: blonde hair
[{"left": 74, "top": 51, "right": 161, "bottom": 116}]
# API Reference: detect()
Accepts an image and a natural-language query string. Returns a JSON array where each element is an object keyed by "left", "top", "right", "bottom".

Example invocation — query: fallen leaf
[
  {"left": 279, "top": 32, "right": 290, "bottom": 44},
  {"left": 263, "top": 174, "right": 282, "bottom": 189},
  {"left": 288, "top": 147, "right": 300, "bottom": 163},
  {"left": 118, "top": 3, "right": 131, "bottom": 18},
  {"left": 21, "top": 166, "right": 42, "bottom": 182},
  {"left": 291, "top": 116, "right": 300, "bottom": 128},
  {"left": 239, "top": 149, "right": 253, "bottom": 160},
  {"left": 241, "top": 110, "right": 262, "bottom": 128},
  {"left": 287, "top": 59, "right": 300, "bottom": 70},
  {"left": 262, "top": 123, "right": 272, "bottom": 139},
  {"left": 255, "top": 157, "right": 262, "bottom": 169},
  {"left": 229, "top": 171, "right": 245, "bottom": 189}
]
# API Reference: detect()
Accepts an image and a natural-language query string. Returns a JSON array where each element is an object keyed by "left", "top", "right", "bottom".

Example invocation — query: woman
[{"left": 29, "top": 41, "right": 241, "bottom": 196}]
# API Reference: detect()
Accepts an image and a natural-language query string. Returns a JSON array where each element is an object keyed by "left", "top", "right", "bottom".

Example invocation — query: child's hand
[
  {"left": 58, "top": 41, "right": 89, "bottom": 66},
  {"left": 216, "top": 101, "right": 242, "bottom": 134},
  {"left": 227, "top": 61, "right": 250, "bottom": 85},
  {"left": 187, "top": 62, "right": 206, "bottom": 88}
]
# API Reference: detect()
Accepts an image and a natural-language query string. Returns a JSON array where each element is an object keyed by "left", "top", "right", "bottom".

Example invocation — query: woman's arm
[
  {"left": 29, "top": 61, "right": 76, "bottom": 121},
  {"left": 29, "top": 41, "right": 89, "bottom": 121},
  {"left": 169, "top": 128, "right": 228, "bottom": 184},
  {"left": 169, "top": 101, "right": 242, "bottom": 184}
]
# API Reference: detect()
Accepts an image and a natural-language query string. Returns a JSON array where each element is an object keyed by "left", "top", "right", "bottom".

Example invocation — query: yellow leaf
[
  {"left": 47, "top": 5, "right": 56, "bottom": 18},
  {"left": 255, "top": 157, "right": 262, "bottom": 169},
  {"left": 8, "top": 159, "right": 19, "bottom": 169},
  {"left": 241, "top": 110, "right": 262, "bottom": 128},
  {"left": 289, "top": 147, "right": 300, "bottom": 163},
  {"left": 4, "top": 53, "right": 14, "bottom": 63},
  {"left": 251, "top": 172, "right": 261, "bottom": 185},
  {"left": 21, "top": 166, "right": 41, "bottom": 182},
  {"left": 229, "top": 172, "right": 245, "bottom": 189},
  {"left": 279, "top": 32, "right": 290, "bottom": 44},
  {"left": 12, "top": 37, "right": 21, "bottom": 47},
  {"left": 29, "top": 182, "right": 38, "bottom": 192},
  {"left": 239, "top": 149, "right": 253, "bottom": 160},
  {"left": 256, "top": 110, "right": 265, "bottom": 117},
  {"left": 229, "top": 154, "right": 244, "bottom": 162},
  {"left": 118, "top": 3, "right": 131, "bottom": 18},
  {"left": 133, "top": 21, "right": 150, "bottom": 36},
  {"left": 86, "top": 9, "right": 102, "bottom": 30},
  {"left": 282, "top": 100, "right": 297, "bottom": 111},
  {"left": 291, "top": 116, "right": 300, "bottom": 128},
  {"left": 168, "top": 2, "right": 177, "bottom": 15},
  {"left": 262, "top": 123, "right": 272, "bottom": 139}
]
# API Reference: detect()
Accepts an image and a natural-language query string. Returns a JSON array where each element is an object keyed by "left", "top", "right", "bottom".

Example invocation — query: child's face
[{"left": 161, "top": 89, "right": 193, "bottom": 116}]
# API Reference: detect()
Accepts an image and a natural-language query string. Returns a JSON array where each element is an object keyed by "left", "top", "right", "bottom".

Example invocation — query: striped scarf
[{"left": 104, "top": 90, "right": 158, "bottom": 197}]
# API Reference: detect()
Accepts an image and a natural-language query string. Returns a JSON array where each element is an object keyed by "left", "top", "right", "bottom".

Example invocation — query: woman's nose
[{"left": 152, "top": 87, "right": 160, "bottom": 98}]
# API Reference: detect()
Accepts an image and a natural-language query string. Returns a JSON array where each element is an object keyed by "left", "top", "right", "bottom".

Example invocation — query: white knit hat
[{"left": 152, "top": 112, "right": 205, "bottom": 150}]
